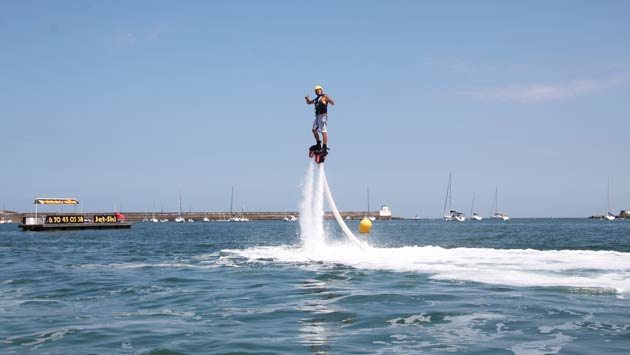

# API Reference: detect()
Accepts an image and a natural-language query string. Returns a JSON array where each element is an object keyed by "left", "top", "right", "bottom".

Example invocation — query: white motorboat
[
  {"left": 470, "top": 193, "right": 482, "bottom": 221},
  {"left": 470, "top": 213, "right": 483, "bottom": 221},
  {"left": 445, "top": 209, "right": 465, "bottom": 222},
  {"left": 491, "top": 211, "right": 510, "bottom": 221},
  {"left": 283, "top": 215, "right": 298, "bottom": 222}
]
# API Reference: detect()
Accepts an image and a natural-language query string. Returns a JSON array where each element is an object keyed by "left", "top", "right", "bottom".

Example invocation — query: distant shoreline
[
  {"left": 3, "top": 210, "right": 629, "bottom": 222},
  {"left": 9, "top": 211, "right": 399, "bottom": 222}
]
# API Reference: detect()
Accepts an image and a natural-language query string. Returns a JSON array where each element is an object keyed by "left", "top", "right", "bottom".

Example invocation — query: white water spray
[
  {"left": 299, "top": 162, "right": 368, "bottom": 250},
  {"left": 299, "top": 162, "right": 326, "bottom": 250}
]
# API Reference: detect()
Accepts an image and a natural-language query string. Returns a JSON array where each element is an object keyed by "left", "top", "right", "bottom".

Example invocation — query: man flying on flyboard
[{"left": 305, "top": 85, "right": 334, "bottom": 163}]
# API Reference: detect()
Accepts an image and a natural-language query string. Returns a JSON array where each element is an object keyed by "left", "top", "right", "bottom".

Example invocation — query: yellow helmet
[{"left": 314, "top": 85, "right": 323, "bottom": 91}]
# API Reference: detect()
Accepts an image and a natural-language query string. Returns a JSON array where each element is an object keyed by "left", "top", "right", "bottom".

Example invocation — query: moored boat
[{"left": 19, "top": 198, "right": 131, "bottom": 231}]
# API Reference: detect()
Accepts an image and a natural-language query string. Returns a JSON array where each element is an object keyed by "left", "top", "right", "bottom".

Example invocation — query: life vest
[{"left": 314, "top": 95, "right": 327, "bottom": 115}]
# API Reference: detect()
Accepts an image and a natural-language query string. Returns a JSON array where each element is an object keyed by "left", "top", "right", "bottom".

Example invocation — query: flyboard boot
[
  {"left": 313, "top": 145, "right": 329, "bottom": 164},
  {"left": 308, "top": 142, "right": 321, "bottom": 158}
]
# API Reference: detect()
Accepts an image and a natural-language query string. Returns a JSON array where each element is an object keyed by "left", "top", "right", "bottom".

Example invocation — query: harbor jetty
[{"left": 13, "top": 211, "right": 401, "bottom": 223}]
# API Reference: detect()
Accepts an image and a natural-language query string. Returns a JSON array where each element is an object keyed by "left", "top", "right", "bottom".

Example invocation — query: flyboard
[
  {"left": 309, "top": 144, "right": 328, "bottom": 164},
  {"left": 309, "top": 147, "right": 370, "bottom": 249}
]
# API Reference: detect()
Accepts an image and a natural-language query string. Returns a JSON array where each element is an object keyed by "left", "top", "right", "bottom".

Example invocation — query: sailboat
[
  {"left": 150, "top": 201, "right": 159, "bottom": 223},
  {"left": 203, "top": 212, "right": 210, "bottom": 222},
  {"left": 174, "top": 192, "right": 185, "bottom": 223},
  {"left": 159, "top": 206, "right": 168, "bottom": 222},
  {"left": 443, "top": 173, "right": 465, "bottom": 222},
  {"left": 605, "top": 177, "right": 616, "bottom": 220},
  {"left": 228, "top": 186, "right": 249, "bottom": 222},
  {"left": 490, "top": 187, "right": 510, "bottom": 220},
  {"left": 367, "top": 188, "right": 376, "bottom": 221},
  {"left": 470, "top": 192, "right": 482, "bottom": 221},
  {"left": 0, "top": 204, "right": 13, "bottom": 224}
]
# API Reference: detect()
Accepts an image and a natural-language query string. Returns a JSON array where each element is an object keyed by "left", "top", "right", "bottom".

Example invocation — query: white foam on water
[
  {"left": 228, "top": 163, "right": 630, "bottom": 293},
  {"left": 510, "top": 332, "right": 575, "bottom": 355},
  {"left": 230, "top": 243, "right": 630, "bottom": 293}
]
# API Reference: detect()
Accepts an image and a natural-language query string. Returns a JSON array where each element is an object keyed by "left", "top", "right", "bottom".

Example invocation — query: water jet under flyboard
[{"left": 299, "top": 162, "right": 370, "bottom": 250}]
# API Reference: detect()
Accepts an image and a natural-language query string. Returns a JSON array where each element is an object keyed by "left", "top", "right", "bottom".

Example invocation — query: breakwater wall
[{"left": 15, "top": 211, "right": 399, "bottom": 222}]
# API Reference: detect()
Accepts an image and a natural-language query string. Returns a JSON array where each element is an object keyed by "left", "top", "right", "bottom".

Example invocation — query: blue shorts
[{"left": 312, "top": 114, "right": 327, "bottom": 133}]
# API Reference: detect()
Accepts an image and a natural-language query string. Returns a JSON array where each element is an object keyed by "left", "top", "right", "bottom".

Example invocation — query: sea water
[{"left": 1, "top": 172, "right": 630, "bottom": 354}]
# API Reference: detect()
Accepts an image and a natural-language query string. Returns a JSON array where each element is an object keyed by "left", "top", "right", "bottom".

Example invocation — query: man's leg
[
  {"left": 312, "top": 129, "right": 320, "bottom": 143},
  {"left": 322, "top": 132, "right": 328, "bottom": 146}
]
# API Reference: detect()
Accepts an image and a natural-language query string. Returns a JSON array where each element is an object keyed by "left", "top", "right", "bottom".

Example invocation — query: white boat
[
  {"left": 442, "top": 173, "right": 465, "bottom": 221},
  {"left": 174, "top": 192, "right": 185, "bottom": 223},
  {"left": 470, "top": 193, "right": 482, "bottom": 221},
  {"left": 490, "top": 187, "right": 510, "bottom": 220},
  {"left": 491, "top": 211, "right": 510, "bottom": 221},
  {"left": 366, "top": 188, "right": 376, "bottom": 222},
  {"left": 150, "top": 201, "right": 159, "bottom": 222},
  {"left": 0, "top": 206, "right": 13, "bottom": 224},
  {"left": 227, "top": 186, "right": 249, "bottom": 222},
  {"left": 228, "top": 216, "right": 250, "bottom": 222},
  {"left": 605, "top": 177, "right": 616, "bottom": 220},
  {"left": 203, "top": 214, "right": 210, "bottom": 222},
  {"left": 411, "top": 215, "right": 420, "bottom": 220},
  {"left": 187, "top": 219, "right": 194, "bottom": 222},
  {"left": 283, "top": 215, "right": 298, "bottom": 222},
  {"left": 445, "top": 209, "right": 465, "bottom": 222}
]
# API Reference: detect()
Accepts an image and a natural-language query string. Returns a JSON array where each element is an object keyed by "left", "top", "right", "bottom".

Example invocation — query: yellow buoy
[{"left": 359, "top": 217, "right": 372, "bottom": 234}]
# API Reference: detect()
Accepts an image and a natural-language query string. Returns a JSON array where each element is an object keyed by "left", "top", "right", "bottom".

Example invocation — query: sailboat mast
[
  {"left": 230, "top": 186, "right": 234, "bottom": 217},
  {"left": 608, "top": 177, "right": 611, "bottom": 213},
  {"left": 471, "top": 192, "right": 475, "bottom": 216},
  {"left": 495, "top": 187, "right": 498, "bottom": 214},
  {"left": 443, "top": 173, "right": 451, "bottom": 216},
  {"left": 179, "top": 192, "right": 183, "bottom": 216},
  {"left": 449, "top": 173, "right": 452, "bottom": 212},
  {"left": 367, "top": 188, "right": 370, "bottom": 216}
]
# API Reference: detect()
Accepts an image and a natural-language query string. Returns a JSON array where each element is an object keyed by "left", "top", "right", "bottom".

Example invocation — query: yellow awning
[{"left": 34, "top": 198, "right": 79, "bottom": 205}]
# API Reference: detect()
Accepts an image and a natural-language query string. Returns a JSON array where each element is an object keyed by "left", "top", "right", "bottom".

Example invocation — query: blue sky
[{"left": 1, "top": 1, "right": 629, "bottom": 217}]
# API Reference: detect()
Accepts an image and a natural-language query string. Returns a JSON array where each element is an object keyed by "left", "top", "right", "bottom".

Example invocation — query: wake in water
[{"left": 228, "top": 162, "right": 630, "bottom": 294}]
